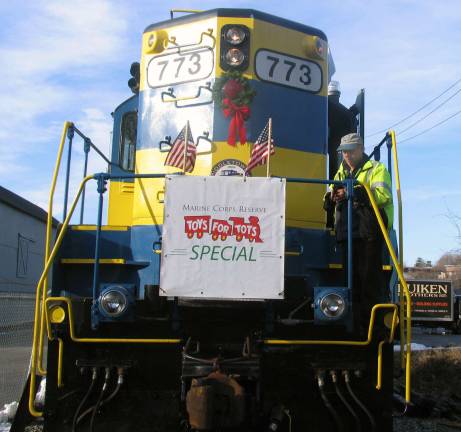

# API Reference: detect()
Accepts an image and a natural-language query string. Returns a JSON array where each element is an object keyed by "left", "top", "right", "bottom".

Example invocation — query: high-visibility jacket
[{"left": 333, "top": 159, "right": 393, "bottom": 228}]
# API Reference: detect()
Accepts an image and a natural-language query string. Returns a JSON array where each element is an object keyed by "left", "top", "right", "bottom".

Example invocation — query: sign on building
[
  {"left": 397, "top": 280, "right": 453, "bottom": 321},
  {"left": 160, "top": 176, "right": 286, "bottom": 299}
]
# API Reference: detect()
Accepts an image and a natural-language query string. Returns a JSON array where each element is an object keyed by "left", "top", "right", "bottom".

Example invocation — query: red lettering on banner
[
  {"left": 183, "top": 215, "right": 263, "bottom": 243},
  {"left": 211, "top": 219, "right": 233, "bottom": 241},
  {"left": 229, "top": 216, "right": 263, "bottom": 243},
  {"left": 184, "top": 215, "right": 211, "bottom": 239}
]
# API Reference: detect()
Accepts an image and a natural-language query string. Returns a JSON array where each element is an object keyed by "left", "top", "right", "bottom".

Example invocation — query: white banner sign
[{"left": 160, "top": 176, "right": 286, "bottom": 299}]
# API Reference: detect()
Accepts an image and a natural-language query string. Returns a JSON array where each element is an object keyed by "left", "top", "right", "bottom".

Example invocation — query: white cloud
[
  {"left": 0, "top": 0, "right": 132, "bottom": 222},
  {"left": 0, "top": 1, "right": 127, "bottom": 78}
]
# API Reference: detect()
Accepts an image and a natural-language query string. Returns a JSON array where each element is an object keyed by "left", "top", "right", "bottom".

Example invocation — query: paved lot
[
  {"left": 410, "top": 326, "right": 461, "bottom": 348},
  {"left": 0, "top": 295, "right": 35, "bottom": 407},
  {"left": 0, "top": 345, "right": 31, "bottom": 406},
  {"left": 0, "top": 328, "right": 34, "bottom": 407}
]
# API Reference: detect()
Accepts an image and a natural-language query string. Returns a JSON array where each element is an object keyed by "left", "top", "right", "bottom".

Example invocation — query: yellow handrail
[
  {"left": 264, "top": 303, "right": 397, "bottom": 346},
  {"left": 390, "top": 130, "right": 403, "bottom": 269},
  {"left": 389, "top": 130, "right": 407, "bottom": 368},
  {"left": 29, "top": 176, "right": 93, "bottom": 417},
  {"left": 376, "top": 308, "right": 399, "bottom": 390},
  {"left": 361, "top": 182, "right": 412, "bottom": 403},
  {"left": 37, "top": 122, "right": 72, "bottom": 375},
  {"left": 45, "top": 297, "right": 181, "bottom": 344}
]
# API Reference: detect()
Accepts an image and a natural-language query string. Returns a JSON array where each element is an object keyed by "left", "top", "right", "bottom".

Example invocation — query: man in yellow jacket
[{"left": 324, "top": 133, "right": 393, "bottom": 329}]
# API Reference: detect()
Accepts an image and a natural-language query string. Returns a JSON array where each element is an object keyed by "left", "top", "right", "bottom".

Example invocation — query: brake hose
[
  {"left": 343, "top": 371, "right": 376, "bottom": 432},
  {"left": 317, "top": 372, "right": 344, "bottom": 432},
  {"left": 330, "top": 371, "right": 361, "bottom": 432},
  {"left": 89, "top": 367, "right": 111, "bottom": 432},
  {"left": 72, "top": 367, "right": 98, "bottom": 432},
  {"left": 77, "top": 367, "right": 125, "bottom": 425}
]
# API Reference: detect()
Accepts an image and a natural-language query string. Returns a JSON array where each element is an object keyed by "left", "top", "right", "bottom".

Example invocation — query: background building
[{"left": 0, "top": 186, "right": 58, "bottom": 406}]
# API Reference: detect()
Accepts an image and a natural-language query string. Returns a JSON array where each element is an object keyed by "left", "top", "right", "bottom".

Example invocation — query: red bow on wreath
[
  {"left": 223, "top": 98, "right": 250, "bottom": 146},
  {"left": 212, "top": 72, "right": 256, "bottom": 147}
]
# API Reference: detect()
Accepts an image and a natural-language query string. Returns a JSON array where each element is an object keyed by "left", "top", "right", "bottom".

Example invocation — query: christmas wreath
[{"left": 212, "top": 71, "right": 256, "bottom": 146}]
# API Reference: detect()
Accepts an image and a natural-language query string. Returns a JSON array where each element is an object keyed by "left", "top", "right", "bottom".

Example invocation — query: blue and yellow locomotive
[{"left": 15, "top": 8, "right": 412, "bottom": 432}]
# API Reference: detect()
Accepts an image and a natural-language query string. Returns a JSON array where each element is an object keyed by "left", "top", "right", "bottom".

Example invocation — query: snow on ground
[{"left": 394, "top": 342, "right": 429, "bottom": 351}]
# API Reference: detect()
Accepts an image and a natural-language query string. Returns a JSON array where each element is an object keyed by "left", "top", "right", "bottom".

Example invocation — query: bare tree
[{"left": 445, "top": 207, "right": 461, "bottom": 251}]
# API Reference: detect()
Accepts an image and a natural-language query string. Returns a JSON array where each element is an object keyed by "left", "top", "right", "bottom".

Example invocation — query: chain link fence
[{"left": 0, "top": 293, "right": 36, "bottom": 407}]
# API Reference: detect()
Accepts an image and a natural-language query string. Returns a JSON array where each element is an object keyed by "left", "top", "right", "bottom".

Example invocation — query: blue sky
[{"left": 1, "top": 0, "right": 460, "bottom": 266}]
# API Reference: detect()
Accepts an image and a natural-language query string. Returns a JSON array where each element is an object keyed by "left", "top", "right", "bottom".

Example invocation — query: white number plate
[
  {"left": 147, "top": 47, "right": 214, "bottom": 88},
  {"left": 255, "top": 49, "right": 322, "bottom": 92}
]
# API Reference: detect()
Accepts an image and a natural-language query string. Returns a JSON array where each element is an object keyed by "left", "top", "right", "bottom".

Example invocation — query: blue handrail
[{"left": 60, "top": 124, "right": 124, "bottom": 224}]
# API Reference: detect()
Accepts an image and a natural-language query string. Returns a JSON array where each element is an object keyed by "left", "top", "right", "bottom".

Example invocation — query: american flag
[
  {"left": 245, "top": 120, "right": 275, "bottom": 174},
  {"left": 164, "top": 122, "right": 196, "bottom": 173}
]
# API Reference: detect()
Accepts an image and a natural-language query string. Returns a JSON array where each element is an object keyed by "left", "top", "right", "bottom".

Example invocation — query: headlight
[
  {"left": 225, "top": 48, "right": 245, "bottom": 66},
  {"left": 220, "top": 24, "right": 249, "bottom": 71},
  {"left": 319, "top": 293, "right": 345, "bottom": 318},
  {"left": 99, "top": 288, "right": 128, "bottom": 317},
  {"left": 225, "top": 27, "right": 246, "bottom": 45}
]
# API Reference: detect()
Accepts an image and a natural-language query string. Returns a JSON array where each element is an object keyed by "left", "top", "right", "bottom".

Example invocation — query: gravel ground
[
  {"left": 0, "top": 413, "right": 458, "bottom": 431},
  {"left": 393, "top": 347, "right": 461, "bottom": 431},
  {"left": 394, "top": 418, "right": 461, "bottom": 431},
  {"left": 2, "top": 419, "right": 459, "bottom": 431}
]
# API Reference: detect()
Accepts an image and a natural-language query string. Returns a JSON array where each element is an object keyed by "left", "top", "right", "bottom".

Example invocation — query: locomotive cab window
[{"left": 119, "top": 111, "right": 137, "bottom": 171}]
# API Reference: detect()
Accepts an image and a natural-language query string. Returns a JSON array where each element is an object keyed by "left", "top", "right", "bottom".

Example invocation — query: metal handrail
[
  {"left": 31, "top": 175, "right": 93, "bottom": 416},
  {"left": 170, "top": 9, "right": 203, "bottom": 19},
  {"left": 265, "top": 304, "right": 398, "bottom": 346},
  {"left": 45, "top": 297, "right": 181, "bottom": 344},
  {"left": 73, "top": 126, "right": 112, "bottom": 166},
  {"left": 367, "top": 130, "right": 407, "bottom": 369},
  {"left": 68, "top": 125, "right": 122, "bottom": 224},
  {"left": 389, "top": 130, "right": 406, "bottom": 367},
  {"left": 361, "top": 182, "right": 411, "bottom": 403},
  {"left": 369, "top": 130, "right": 407, "bottom": 370},
  {"left": 38, "top": 121, "right": 72, "bottom": 376},
  {"left": 38, "top": 121, "right": 120, "bottom": 376}
]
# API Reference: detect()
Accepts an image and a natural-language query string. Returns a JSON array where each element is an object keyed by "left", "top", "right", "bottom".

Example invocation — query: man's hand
[{"left": 332, "top": 187, "right": 346, "bottom": 203}]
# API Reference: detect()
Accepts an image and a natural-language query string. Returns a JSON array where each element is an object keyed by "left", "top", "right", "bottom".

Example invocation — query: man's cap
[{"left": 337, "top": 133, "right": 364, "bottom": 151}]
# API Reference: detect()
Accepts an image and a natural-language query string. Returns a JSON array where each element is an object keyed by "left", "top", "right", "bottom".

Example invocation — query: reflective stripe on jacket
[{"left": 333, "top": 159, "right": 393, "bottom": 228}]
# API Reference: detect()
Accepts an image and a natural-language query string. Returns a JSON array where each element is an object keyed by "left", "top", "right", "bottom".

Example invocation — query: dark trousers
[{"left": 340, "top": 237, "right": 387, "bottom": 328}]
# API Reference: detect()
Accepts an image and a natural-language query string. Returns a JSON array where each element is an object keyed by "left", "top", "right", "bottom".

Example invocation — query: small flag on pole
[
  {"left": 245, "top": 119, "right": 275, "bottom": 175},
  {"left": 164, "top": 122, "right": 196, "bottom": 173}
]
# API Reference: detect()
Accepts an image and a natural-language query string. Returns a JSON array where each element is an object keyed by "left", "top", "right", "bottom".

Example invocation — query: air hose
[
  {"left": 77, "top": 367, "right": 125, "bottom": 426},
  {"left": 330, "top": 371, "right": 361, "bottom": 432},
  {"left": 317, "top": 372, "right": 344, "bottom": 432},
  {"left": 89, "top": 367, "right": 111, "bottom": 432},
  {"left": 343, "top": 371, "right": 376, "bottom": 432},
  {"left": 72, "top": 367, "right": 98, "bottom": 432}
]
